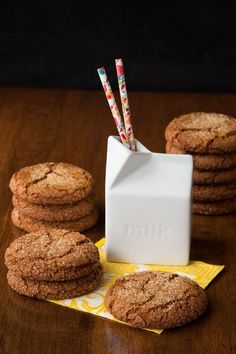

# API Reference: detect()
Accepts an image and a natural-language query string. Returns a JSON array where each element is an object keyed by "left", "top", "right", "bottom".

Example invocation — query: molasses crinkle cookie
[
  {"left": 165, "top": 112, "right": 236, "bottom": 154},
  {"left": 11, "top": 208, "right": 99, "bottom": 233},
  {"left": 192, "top": 167, "right": 236, "bottom": 185},
  {"left": 165, "top": 113, "right": 236, "bottom": 215},
  {"left": 9, "top": 162, "right": 98, "bottom": 232},
  {"left": 12, "top": 194, "right": 96, "bottom": 222},
  {"left": 5, "top": 230, "right": 103, "bottom": 300},
  {"left": 192, "top": 183, "right": 236, "bottom": 202},
  {"left": 105, "top": 271, "right": 207, "bottom": 329},
  {"left": 166, "top": 141, "right": 236, "bottom": 171},
  {"left": 7, "top": 266, "right": 102, "bottom": 300},
  {"left": 5, "top": 229, "right": 100, "bottom": 281},
  {"left": 9, "top": 162, "right": 94, "bottom": 204},
  {"left": 192, "top": 199, "right": 236, "bottom": 215}
]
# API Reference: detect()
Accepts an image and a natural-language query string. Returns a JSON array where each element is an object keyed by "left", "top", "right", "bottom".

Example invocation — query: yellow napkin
[{"left": 51, "top": 238, "right": 224, "bottom": 334}]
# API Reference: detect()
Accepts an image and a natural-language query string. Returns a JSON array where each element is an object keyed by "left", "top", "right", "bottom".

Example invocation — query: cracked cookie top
[
  {"left": 105, "top": 271, "right": 207, "bottom": 329},
  {"left": 165, "top": 112, "right": 236, "bottom": 153},
  {"left": 9, "top": 162, "right": 94, "bottom": 204},
  {"left": 5, "top": 229, "right": 100, "bottom": 281}
]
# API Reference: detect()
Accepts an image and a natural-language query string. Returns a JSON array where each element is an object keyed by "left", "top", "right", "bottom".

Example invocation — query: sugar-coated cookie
[
  {"left": 7, "top": 266, "right": 102, "bottom": 300},
  {"left": 166, "top": 141, "right": 236, "bottom": 170},
  {"left": 9, "top": 162, "right": 94, "bottom": 205},
  {"left": 11, "top": 208, "right": 99, "bottom": 233},
  {"left": 105, "top": 271, "right": 207, "bottom": 329},
  {"left": 193, "top": 199, "right": 236, "bottom": 215},
  {"left": 193, "top": 168, "right": 236, "bottom": 185},
  {"left": 12, "top": 194, "right": 96, "bottom": 221},
  {"left": 192, "top": 183, "right": 236, "bottom": 202},
  {"left": 5, "top": 229, "right": 100, "bottom": 281},
  {"left": 165, "top": 112, "right": 236, "bottom": 153}
]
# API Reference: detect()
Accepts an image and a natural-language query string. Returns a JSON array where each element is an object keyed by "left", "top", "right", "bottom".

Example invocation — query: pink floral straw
[
  {"left": 97, "top": 67, "right": 130, "bottom": 149},
  {"left": 115, "top": 58, "right": 136, "bottom": 151}
]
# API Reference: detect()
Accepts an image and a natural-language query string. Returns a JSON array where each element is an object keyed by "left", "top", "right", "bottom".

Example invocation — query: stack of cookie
[
  {"left": 9, "top": 162, "right": 99, "bottom": 232},
  {"left": 5, "top": 230, "right": 103, "bottom": 300},
  {"left": 165, "top": 112, "right": 236, "bottom": 215}
]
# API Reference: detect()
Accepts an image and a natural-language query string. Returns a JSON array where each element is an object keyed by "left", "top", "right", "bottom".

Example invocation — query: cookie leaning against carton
[{"left": 9, "top": 162, "right": 98, "bottom": 232}]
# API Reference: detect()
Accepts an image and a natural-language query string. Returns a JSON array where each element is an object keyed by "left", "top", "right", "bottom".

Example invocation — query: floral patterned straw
[
  {"left": 97, "top": 67, "right": 130, "bottom": 149},
  {"left": 115, "top": 58, "right": 136, "bottom": 151}
]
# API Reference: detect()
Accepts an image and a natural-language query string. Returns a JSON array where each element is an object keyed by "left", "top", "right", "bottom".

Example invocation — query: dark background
[{"left": 0, "top": 2, "right": 236, "bottom": 91}]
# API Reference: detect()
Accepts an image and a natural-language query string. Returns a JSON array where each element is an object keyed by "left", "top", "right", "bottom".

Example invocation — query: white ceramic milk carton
[{"left": 105, "top": 136, "right": 193, "bottom": 265}]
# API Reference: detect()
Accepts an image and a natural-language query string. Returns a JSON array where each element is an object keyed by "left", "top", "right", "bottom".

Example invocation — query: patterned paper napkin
[{"left": 51, "top": 238, "right": 224, "bottom": 334}]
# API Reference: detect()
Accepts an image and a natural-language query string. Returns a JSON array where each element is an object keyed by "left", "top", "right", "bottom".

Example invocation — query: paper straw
[
  {"left": 97, "top": 67, "right": 130, "bottom": 149},
  {"left": 115, "top": 58, "right": 136, "bottom": 151}
]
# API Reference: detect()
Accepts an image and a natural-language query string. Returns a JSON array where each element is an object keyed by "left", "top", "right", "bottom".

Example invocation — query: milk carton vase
[{"left": 105, "top": 136, "right": 193, "bottom": 265}]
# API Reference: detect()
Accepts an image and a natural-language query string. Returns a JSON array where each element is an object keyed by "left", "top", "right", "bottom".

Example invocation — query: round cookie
[
  {"left": 193, "top": 199, "right": 236, "bottom": 215},
  {"left": 9, "top": 162, "right": 94, "bottom": 205},
  {"left": 193, "top": 168, "right": 236, "bottom": 184},
  {"left": 11, "top": 208, "right": 99, "bottom": 233},
  {"left": 5, "top": 229, "right": 100, "bottom": 281},
  {"left": 105, "top": 271, "right": 207, "bottom": 329},
  {"left": 165, "top": 112, "right": 236, "bottom": 153},
  {"left": 12, "top": 194, "right": 96, "bottom": 222},
  {"left": 192, "top": 183, "right": 236, "bottom": 202},
  {"left": 166, "top": 141, "right": 236, "bottom": 170},
  {"left": 7, "top": 266, "right": 103, "bottom": 300}
]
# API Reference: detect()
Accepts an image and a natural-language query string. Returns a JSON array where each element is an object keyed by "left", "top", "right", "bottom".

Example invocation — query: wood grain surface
[{"left": 0, "top": 88, "right": 235, "bottom": 354}]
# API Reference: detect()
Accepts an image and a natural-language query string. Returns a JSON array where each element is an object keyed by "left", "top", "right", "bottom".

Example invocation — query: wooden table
[{"left": 0, "top": 88, "right": 235, "bottom": 354}]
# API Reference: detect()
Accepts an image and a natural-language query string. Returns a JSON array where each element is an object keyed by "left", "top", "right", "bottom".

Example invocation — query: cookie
[
  {"left": 11, "top": 208, "right": 99, "bottom": 233},
  {"left": 166, "top": 141, "right": 236, "bottom": 170},
  {"left": 193, "top": 199, "right": 236, "bottom": 215},
  {"left": 165, "top": 112, "right": 236, "bottom": 153},
  {"left": 5, "top": 229, "right": 100, "bottom": 281},
  {"left": 193, "top": 168, "right": 236, "bottom": 184},
  {"left": 12, "top": 194, "right": 96, "bottom": 222},
  {"left": 192, "top": 183, "right": 236, "bottom": 202},
  {"left": 105, "top": 271, "right": 207, "bottom": 329},
  {"left": 7, "top": 266, "right": 103, "bottom": 300},
  {"left": 9, "top": 162, "right": 94, "bottom": 205}
]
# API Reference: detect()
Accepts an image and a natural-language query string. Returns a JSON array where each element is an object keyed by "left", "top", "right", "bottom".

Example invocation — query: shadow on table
[{"left": 191, "top": 214, "right": 235, "bottom": 263}]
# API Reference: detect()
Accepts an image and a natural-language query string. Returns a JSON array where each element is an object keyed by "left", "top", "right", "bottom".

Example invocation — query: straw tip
[{"left": 97, "top": 67, "right": 105, "bottom": 72}]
